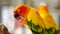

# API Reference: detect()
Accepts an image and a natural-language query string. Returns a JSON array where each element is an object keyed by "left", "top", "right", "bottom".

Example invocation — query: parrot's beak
[
  {"left": 14, "top": 14, "right": 20, "bottom": 19},
  {"left": 14, "top": 14, "right": 24, "bottom": 20},
  {"left": 14, "top": 13, "right": 26, "bottom": 24}
]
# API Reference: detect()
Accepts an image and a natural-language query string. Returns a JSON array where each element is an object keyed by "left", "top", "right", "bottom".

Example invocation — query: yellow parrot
[
  {"left": 38, "top": 2, "right": 59, "bottom": 34},
  {"left": 13, "top": 4, "right": 45, "bottom": 34}
]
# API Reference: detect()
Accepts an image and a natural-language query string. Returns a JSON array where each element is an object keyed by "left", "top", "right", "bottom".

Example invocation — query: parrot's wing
[
  {"left": 26, "top": 8, "right": 45, "bottom": 33},
  {"left": 44, "top": 14, "right": 58, "bottom": 30}
]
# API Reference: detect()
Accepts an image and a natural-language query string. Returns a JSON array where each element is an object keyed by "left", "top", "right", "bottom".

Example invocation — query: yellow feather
[
  {"left": 38, "top": 2, "right": 58, "bottom": 30},
  {"left": 27, "top": 7, "right": 45, "bottom": 31}
]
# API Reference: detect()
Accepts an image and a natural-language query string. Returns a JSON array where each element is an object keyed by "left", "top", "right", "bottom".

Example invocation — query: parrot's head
[
  {"left": 38, "top": 2, "right": 48, "bottom": 12},
  {"left": 14, "top": 4, "right": 30, "bottom": 19},
  {"left": 14, "top": 4, "right": 30, "bottom": 24}
]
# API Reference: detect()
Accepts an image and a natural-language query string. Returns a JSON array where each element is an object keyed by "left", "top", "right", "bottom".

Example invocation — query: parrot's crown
[{"left": 39, "top": 2, "right": 47, "bottom": 6}]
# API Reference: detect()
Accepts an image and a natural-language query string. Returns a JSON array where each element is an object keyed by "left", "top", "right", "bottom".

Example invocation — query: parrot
[
  {"left": 37, "top": 2, "right": 59, "bottom": 34},
  {"left": 13, "top": 4, "right": 45, "bottom": 34}
]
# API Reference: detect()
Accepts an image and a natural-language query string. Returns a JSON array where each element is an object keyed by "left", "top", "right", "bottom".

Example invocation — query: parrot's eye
[{"left": 18, "top": 9, "right": 21, "bottom": 13}]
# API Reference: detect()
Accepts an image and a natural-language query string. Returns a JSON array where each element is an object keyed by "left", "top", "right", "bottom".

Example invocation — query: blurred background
[{"left": 0, "top": 0, "right": 60, "bottom": 33}]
